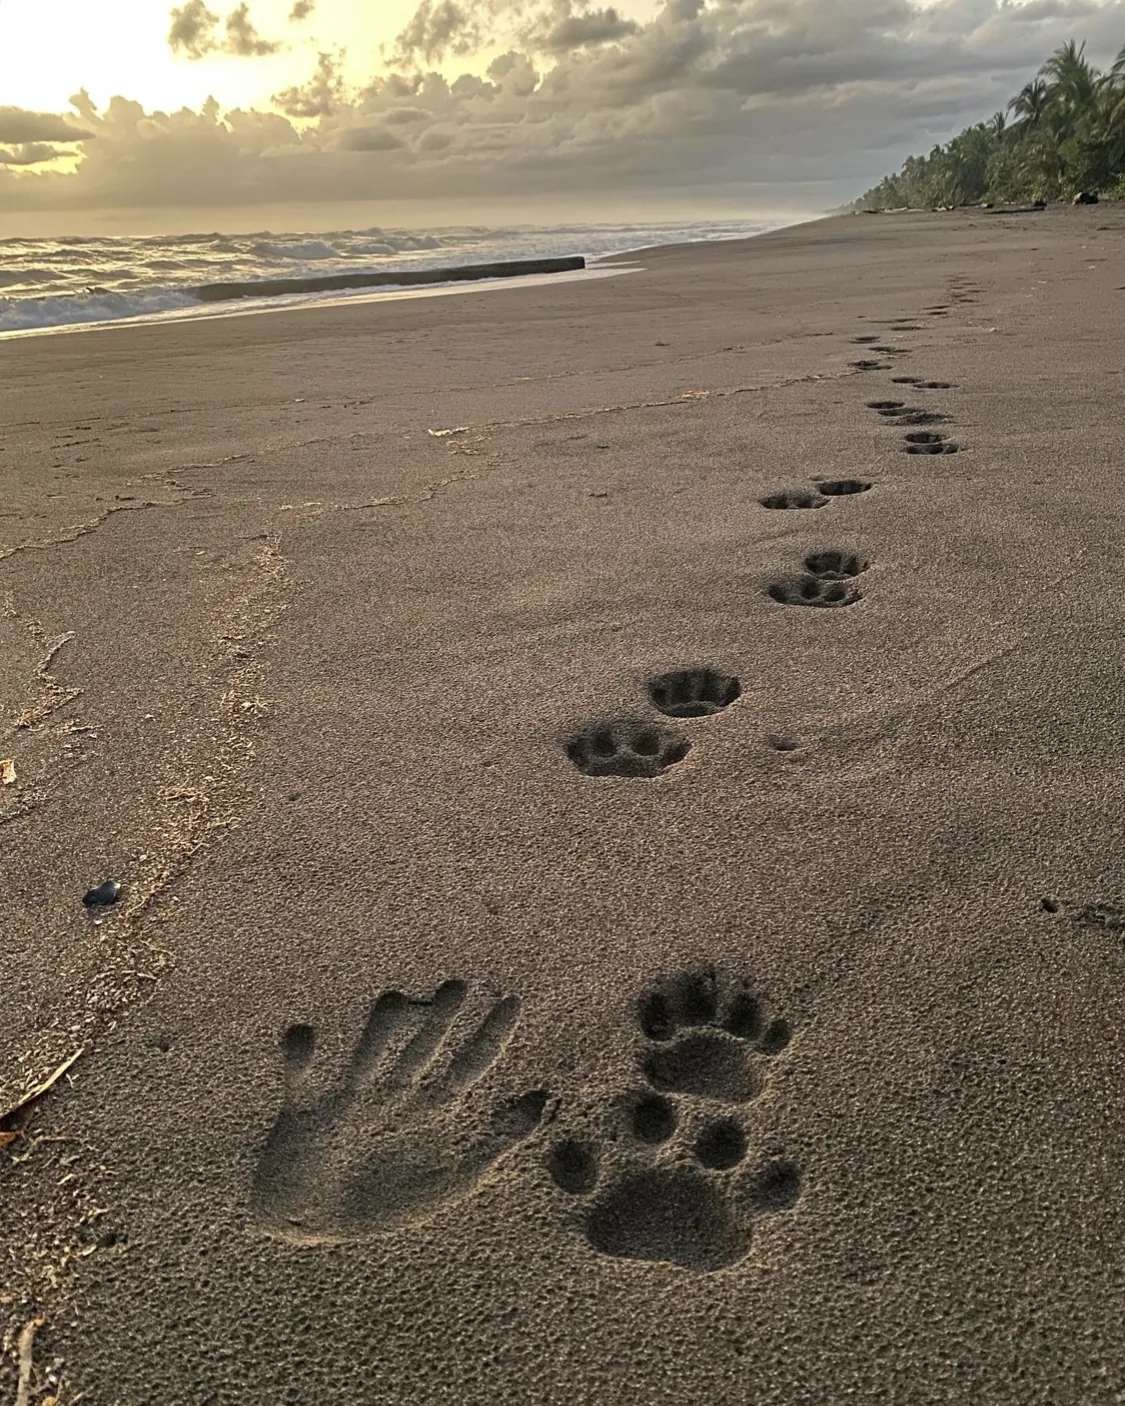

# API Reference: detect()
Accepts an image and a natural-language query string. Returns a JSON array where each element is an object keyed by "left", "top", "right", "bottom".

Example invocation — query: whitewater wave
[
  {"left": 0, "top": 217, "right": 796, "bottom": 335},
  {"left": 0, "top": 288, "right": 202, "bottom": 333}
]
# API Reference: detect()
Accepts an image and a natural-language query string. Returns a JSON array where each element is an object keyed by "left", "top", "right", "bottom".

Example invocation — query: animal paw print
[
  {"left": 251, "top": 980, "right": 546, "bottom": 1242},
  {"left": 565, "top": 668, "right": 741, "bottom": 776},
  {"left": 637, "top": 968, "right": 791, "bottom": 1096},
  {"left": 903, "top": 430, "right": 959, "bottom": 455},
  {"left": 648, "top": 668, "right": 741, "bottom": 719},
  {"left": 547, "top": 969, "right": 800, "bottom": 1272},
  {"left": 866, "top": 400, "right": 944, "bottom": 428},
  {"left": 565, "top": 720, "right": 691, "bottom": 778},
  {"left": 767, "top": 548, "right": 869, "bottom": 609}
]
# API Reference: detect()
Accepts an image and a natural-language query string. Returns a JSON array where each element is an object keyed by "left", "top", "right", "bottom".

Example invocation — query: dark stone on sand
[
  {"left": 195, "top": 256, "right": 587, "bottom": 304},
  {"left": 82, "top": 879, "right": 121, "bottom": 908},
  {"left": 1072, "top": 191, "right": 1099, "bottom": 205}
]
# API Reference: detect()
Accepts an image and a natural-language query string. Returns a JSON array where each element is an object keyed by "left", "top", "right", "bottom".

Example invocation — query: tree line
[{"left": 857, "top": 40, "right": 1125, "bottom": 209}]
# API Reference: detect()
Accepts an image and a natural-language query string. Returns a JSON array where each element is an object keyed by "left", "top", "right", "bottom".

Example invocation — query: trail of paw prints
[
  {"left": 251, "top": 981, "right": 547, "bottom": 1242},
  {"left": 564, "top": 669, "right": 741, "bottom": 778},
  {"left": 546, "top": 969, "right": 801, "bottom": 1272},
  {"left": 758, "top": 479, "right": 872, "bottom": 511},
  {"left": 767, "top": 549, "right": 869, "bottom": 609},
  {"left": 947, "top": 279, "right": 982, "bottom": 305},
  {"left": 866, "top": 399, "right": 946, "bottom": 428},
  {"left": 864, "top": 398, "right": 961, "bottom": 454}
]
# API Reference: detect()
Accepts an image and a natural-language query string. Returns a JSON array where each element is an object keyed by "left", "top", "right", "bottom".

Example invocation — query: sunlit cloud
[
  {"left": 168, "top": 0, "right": 283, "bottom": 59},
  {"left": 3, "top": 0, "right": 1125, "bottom": 215}
]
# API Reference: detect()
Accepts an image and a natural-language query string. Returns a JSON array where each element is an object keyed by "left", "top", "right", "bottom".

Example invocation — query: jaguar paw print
[{"left": 546, "top": 968, "right": 802, "bottom": 1272}]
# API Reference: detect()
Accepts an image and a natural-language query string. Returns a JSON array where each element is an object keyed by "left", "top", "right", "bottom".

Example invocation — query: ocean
[{"left": 0, "top": 217, "right": 797, "bottom": 338}]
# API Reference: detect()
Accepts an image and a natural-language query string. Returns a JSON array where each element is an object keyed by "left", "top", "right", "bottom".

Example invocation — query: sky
[{"left": 1, "top": 0, "right": 1124, "bottom": 233}]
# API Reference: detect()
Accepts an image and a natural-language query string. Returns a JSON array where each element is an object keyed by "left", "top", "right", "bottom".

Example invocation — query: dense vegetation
[{"left": 857, "top": 40, "right": 1125, "bottom": 209}]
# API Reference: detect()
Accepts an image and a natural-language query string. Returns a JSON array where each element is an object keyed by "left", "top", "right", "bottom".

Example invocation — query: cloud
[
  {"left": 168, "top": 1, "right": 282, "bottom": 58},
  {"left": 0, "top": 108, "right": 93, "bottom": 144},
  {"left": 8, "top": 0, "right": 1125, "bottom": 216},
  {"left": 224, "top": 3, "right": 283, "bottom": 55},
  {"left": 527, "top": 2, "right": 640, "bottom": 52},
  {"left": 0, "top": 143, "right": 67, "bottom": 167},
  {"left": 274, "top": 51, "right": 344, "bottom": 116},
  {"left": 336, "top": 125, "right": 406, "bottom": 150},
  {"left": 289, "top": 0, "right": 315, "bottom": 18},
  {"left": 168, "top": 0, "right": 220, "bottom": 57},
  {"left": 389, "top": 0, "right": 493, "bottom": 66}
]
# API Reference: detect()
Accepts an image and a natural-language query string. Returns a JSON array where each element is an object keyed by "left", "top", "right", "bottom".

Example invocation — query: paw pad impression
[
  {"left": 565, "top": 720, "right": 690, "bottom": 778},
  {"left": 547, "top": 969, "right": 800, "bottom": 1272}
]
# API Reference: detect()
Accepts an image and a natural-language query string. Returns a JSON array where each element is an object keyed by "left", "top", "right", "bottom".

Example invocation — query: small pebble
[{"left": 82, "top": 880, "right": 121, "bottom": 908}]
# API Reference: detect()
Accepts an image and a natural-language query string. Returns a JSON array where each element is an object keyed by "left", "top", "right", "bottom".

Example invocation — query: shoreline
[
  {"left": 0, "top": 215, "right": 811, "bottom": 342},
  {"left": 0, "top": 263, "right": 635, "bottom": 343}
]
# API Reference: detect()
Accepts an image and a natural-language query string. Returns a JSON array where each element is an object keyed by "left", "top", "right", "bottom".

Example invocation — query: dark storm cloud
[
  {"left": 0, "top": 108, "right": 93, "bottom": 143},
  {"left": 7, "top": 0, "right": 1125, "bottom": 213}
]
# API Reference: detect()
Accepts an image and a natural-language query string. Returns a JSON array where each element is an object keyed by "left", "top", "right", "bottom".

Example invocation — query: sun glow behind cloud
[
  {"left": 1, "top": 0, "right": 1123, "bottom": 232},
  {"left": 0, "top": 0, "right": 418, "bottom": 112}
]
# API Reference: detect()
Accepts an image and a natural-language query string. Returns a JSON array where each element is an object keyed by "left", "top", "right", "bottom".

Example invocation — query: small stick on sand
[
  {"left": 0, "top": 1049, "right": 84, "bottom": 1129},
  {"left": 16, "top": 1316, "right": 45, "bottom": 1406}
]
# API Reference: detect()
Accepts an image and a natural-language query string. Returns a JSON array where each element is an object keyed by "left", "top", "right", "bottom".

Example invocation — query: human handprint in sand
[{"left": 251, "top": 980, "right": 546, "bottom": 1242}]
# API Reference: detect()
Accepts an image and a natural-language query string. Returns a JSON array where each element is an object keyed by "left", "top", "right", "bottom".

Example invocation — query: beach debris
[
  {"left": 0, "top": 1049, "right": 85, "bottom": 1134},
  {"left": 16, "top": 1317, "right": 45, "bottom": 1406},
  {"left": 0, "top": 757, "right": 15, "bottom": 785},
  {"left": 428, "top": 426, "right": 469, "bottom": 438},
  {"left": 1072, "top": 191, "right": 1099, "bottom": 205},
  {"left": 82, "top": 879, "right": 121, "bottom": 908}
]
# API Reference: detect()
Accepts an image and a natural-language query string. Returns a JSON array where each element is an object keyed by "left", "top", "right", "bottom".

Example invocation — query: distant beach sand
[{"left": 3, "top": 205, "right": 1125, "bottom": 1403}]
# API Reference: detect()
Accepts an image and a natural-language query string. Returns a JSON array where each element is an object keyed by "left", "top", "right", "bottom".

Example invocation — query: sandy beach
[{"left": 3, "top": 205, "right": 1125, "bottom": 1403}]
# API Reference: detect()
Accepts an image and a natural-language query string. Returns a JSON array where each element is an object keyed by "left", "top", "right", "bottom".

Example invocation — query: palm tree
[
  {"left": 1041, "top": 40, "right": 1099, "bottom": 130},
  {"left": 858, "top": 36, "right": 1125, "bottom": 210},
  {"left": 1009, "top": 78, "right": 1050, "bottom": 130}
]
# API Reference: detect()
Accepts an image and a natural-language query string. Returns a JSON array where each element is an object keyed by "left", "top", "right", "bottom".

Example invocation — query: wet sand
[{"left": 3, "top": 205, "right": 1125, "bottom": 1403}]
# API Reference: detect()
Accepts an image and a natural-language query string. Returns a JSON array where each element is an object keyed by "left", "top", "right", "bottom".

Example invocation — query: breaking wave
[{"left": 0, "top": 218, "right": 793, "bottom": 336}]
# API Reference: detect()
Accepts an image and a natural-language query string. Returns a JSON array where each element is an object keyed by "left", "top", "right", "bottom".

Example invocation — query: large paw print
[
  {"left": 547, "top": 969, "right": 800, "bottom": 1272},
  {"left": 565, "top": 720, "right": 691, "bottom": 778},
  {"left": 637, "top": 968, "right": 791, "bottom": 1098}
]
